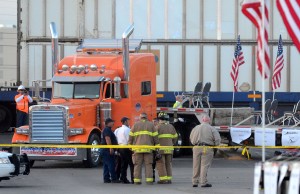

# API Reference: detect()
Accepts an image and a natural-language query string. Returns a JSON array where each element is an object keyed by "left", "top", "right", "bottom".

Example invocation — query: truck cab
[{"left": 12, "top": 24, "right": 157, "bottom": 167}]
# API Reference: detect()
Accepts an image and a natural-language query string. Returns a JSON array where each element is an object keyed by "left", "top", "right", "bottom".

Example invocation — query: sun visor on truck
[
  {"left": 51, "top": 76, "right": 105, "bottom": 82},
  {"left": 76, "top": 39, "right": 142, "bottom": 53}
]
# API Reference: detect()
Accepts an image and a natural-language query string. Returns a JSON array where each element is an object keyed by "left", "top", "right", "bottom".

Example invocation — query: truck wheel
[
  {"left": 0, "top": 105, "right": 12, "bottom": 132},
  {"left": 83, "top": 133, "right": 101, "bottom": 168}
]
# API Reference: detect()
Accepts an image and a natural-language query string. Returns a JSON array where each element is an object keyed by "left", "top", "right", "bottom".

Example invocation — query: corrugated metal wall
[{"left": 20, "top": 0, "right": 300, "bottom": 92}]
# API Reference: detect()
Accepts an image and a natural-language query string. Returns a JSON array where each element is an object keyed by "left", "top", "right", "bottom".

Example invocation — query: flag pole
[
  {"left": 230, "top": 90, "right": 235, "bottom": 126},
  {"left": 261, "top": 0, "right": 266, "bottom": 162}
]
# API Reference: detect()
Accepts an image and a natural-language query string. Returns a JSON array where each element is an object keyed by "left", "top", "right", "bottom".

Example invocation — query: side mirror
[{"left": 113, "top": 77, "right": 122, "bottom": 101}]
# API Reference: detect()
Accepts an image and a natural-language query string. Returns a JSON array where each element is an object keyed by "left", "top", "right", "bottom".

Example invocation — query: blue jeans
[{"left": 100, "top": 149, "right": 117, "bottom": 182}]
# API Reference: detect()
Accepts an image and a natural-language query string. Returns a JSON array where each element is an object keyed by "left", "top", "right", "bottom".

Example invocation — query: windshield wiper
[{"left": 53, "top": 96, "right": 69, "bottom": 101}]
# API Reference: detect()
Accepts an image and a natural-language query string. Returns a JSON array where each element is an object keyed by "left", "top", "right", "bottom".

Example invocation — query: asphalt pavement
[
  {"left": 0, "top": 132, "right": 277, "bottom": 194},
  {"left": 0, "top": 157, "right": 256, "bottom": 194}
]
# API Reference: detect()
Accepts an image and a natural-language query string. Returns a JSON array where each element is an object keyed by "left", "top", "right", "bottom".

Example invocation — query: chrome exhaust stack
[
  {"left": 122, "top": 24, "right": 134, "bottom": 82},
  {"left": 49, "top": 22, "right": 59, "bottom": 76}
]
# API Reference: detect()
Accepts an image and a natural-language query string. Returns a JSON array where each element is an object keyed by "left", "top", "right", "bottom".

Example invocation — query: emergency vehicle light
[{"left": 62, "top": 64, "right": 69, "bottom": 71}]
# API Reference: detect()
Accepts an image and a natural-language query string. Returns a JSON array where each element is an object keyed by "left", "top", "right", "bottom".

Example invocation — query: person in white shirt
[{"left": 114, "top": 117, "right": 134, "bottom": 184}]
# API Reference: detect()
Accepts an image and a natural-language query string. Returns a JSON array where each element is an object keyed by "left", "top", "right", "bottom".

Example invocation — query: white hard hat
[{"left": 17, "top": 85, "right": 25, "bottom": 91}]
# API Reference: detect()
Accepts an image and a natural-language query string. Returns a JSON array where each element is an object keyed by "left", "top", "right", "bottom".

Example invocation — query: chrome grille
[{"left": 31, "top": 109, "right": 65, "bottom": 143}]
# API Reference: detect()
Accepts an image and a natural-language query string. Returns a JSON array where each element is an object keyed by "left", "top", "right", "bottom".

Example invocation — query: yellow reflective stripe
[
  {"left": 155, "top": 144, "right": 160, "bottom": 146},
  {"left": 131, "top": 131, "right": 158, "bottom": 137},
  {"left": 132, "top": 148, "right": 153, "bottom": 153},
  {"left": 160, "top": 149, "right": 173, "bottom": 154},
  {"left": 134, "top": 178, "right": 141, "bottom": 183},
  {"left": 166, "top": 176, "right": 172, "bottom": 180},
  {"left": 158, "top": 134, "right": 178, "bottom": 138},
  {"left": 146, "top": 178, "right": 153, "bottom": 182},
  {"left": 159, "top": 176, "right": 168, "bottom": 181}
]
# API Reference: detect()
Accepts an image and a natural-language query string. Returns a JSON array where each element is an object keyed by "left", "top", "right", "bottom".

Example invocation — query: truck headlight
[
  {"left": 16, "top": 127, "right": 29, "bottom": 135},
  {"left": 0, "top": 158, "right": 10, "bottom": 164},
  {"left": 68, "top": 128, "right": 84, "bottom": 136}
]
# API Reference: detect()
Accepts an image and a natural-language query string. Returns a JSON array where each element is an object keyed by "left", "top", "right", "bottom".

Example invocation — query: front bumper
[
  {"left": 0, "top": 164, "right": 15, "bottom": 177},
  {"left": 12, "top": 146, "right": 87, "bottom": 161}
]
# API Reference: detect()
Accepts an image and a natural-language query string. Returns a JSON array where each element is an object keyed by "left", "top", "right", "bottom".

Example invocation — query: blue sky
[{"left": 0, "top": 0, "right": 16, "bottom": 27}]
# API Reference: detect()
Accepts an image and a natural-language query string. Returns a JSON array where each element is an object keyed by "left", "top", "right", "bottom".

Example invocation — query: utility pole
[{"left": 16, "top": 0, "right": 21, "bottom": 85}]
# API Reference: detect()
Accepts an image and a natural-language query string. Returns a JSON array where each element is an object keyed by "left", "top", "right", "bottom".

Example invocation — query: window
[
  {"left": 141, "top": 81, "right": 151, "bottom": 95},
  {"left": 53, "top": 82, "right": 100, "bottom": 99},
  {"left": 53, "top": 82, "right": 73, "bottom": 99},
  {"left": 74, "top": 83, "right": 100, "bottom": 99}
]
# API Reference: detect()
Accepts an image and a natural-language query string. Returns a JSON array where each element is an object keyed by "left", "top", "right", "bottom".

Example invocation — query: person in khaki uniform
[
  {"left": 156, "top": 112, "right": 178, "bottom": 184},
  {"left": 128, "top": 113, "right": 159, "bottom": 185},
  {"left": 190, "top": 114, "right": 221, "bottom": 188}
]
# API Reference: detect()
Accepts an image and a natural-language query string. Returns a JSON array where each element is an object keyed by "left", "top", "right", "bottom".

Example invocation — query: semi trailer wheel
[
  {"left": 83, "top": 133, "right": 101, "bottom": 168},
  {"left": 0, "top": 105, "right": 12, "bottom": 132}
]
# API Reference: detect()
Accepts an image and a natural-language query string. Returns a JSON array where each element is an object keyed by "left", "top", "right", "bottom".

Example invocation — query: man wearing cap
[
  {"left": 100, "top": 118, "right": 120, "bottom": 183},
  {"left": 114, "top": 117, "right": 134, "bottom": 184},
  {"left": 15, "top": 85, "right": 33, "bottom": 127},
  {"left": 190, "top": 114, "right": 221, "bottom": 188},
  {"left": 128, "top": 113, "right": 159, "bottom": 185}
]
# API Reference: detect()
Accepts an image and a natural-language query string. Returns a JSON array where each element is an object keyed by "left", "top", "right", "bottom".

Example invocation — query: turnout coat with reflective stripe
[
  {"left": 128, "top": 119, "right": 159, "bottom": 153},
  {"left": 156, "top": 123, "right": 178, "bottom": 154}
]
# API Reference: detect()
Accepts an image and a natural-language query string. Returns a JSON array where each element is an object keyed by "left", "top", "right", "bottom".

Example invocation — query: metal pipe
[
  {"left": 122, "top": 23, "right": 134, "bottom": 82},
  {"left": 49, "top": 22, "right": 59, "bottom": 77}
]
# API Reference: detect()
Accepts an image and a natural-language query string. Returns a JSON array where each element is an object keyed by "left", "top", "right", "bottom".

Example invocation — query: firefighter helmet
[{"left": 158, "top": 112, "right": 169, "bottom": 120}]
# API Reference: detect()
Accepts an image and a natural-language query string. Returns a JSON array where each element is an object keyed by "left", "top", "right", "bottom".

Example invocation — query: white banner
[
  {"left": 281, "top": 129, "right": 300, "bottom": 146},
  {"left": 254, "top": 128, "right": 276, "bottom": 146},
  {"left": 230, "top": 127, "right": 251, "bottom": 144},
  {"left": 288, "top": 163, "right": 300, "bottom": 194},
  {"left": 264, "top": 162, "right": 279, "bottom": 194},
  {"left": 278, "top": 164, "right": 288, "bottom": 190},
  {"left": 253, "top": 163, "right": 262, "bottom": 194}
]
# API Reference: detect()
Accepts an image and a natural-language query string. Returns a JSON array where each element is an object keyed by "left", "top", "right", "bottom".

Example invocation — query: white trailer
[{"left": 16, "top": 0, "right": 300, "bottom": 92}]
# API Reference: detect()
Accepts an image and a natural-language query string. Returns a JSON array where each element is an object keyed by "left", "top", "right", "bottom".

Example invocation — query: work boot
[
  {"left": 167, "top": 180, "right": 172, "bottom": 184},
  {"left": 111, "top": 180, "right": 121, "bottom": 183},
  {"left": 201, "top": 183, "right": 212, "bottom": 188},
  {"left": 157, "top": 180, "right": 168, "bottom": 184}
]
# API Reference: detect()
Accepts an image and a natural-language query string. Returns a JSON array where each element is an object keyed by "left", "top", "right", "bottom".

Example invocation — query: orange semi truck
[{"left": 12, "top": 23, "right": 157, "bottom": 167}]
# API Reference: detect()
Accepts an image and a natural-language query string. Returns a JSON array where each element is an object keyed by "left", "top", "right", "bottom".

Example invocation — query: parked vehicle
[{"left": 0, "top": 151, "right": 30, "bottom": 182}]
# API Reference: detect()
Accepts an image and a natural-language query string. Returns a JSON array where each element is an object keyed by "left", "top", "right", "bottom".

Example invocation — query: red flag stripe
[{"left": 277, "top": 0, "right": 300, "bottom": 52}]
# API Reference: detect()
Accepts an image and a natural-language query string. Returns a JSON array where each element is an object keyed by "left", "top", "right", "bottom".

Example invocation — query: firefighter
[
  {"left": 128, "top": 113, "right": 159, "bottom": 185},
  {"left": 189, "top": 114, "right": 221, "bottom": 188},
  {"left": 114, "top": 117, "right": 134, "bottom": 184},
  {"left": 156, "top": 112, "right": 178, "bottom": 184},
  {"left": 15, "top": 85, "right": 33, "bottom": 127},
  {"left": 173, "top": 95, "right": 183, "bottom": 108}
]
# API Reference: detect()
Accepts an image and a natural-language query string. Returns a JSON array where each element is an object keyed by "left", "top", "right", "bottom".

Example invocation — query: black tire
[
  {"left": 83, "top": 133, "right": 101, "bottom": 168},
  {"left": 0, "top": 105, "right": 12, "bottom": 132}
]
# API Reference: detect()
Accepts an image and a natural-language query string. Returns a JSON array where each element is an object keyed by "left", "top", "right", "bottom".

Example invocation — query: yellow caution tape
[{"left": 1, "top": 144, "right": 300, "bottom": 149}]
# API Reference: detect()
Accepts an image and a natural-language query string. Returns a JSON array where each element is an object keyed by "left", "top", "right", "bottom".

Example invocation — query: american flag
[
  {"left": 272, "top": 35, "right": 284, "bottom": 90},
  {"left": 242, "top": 0, "right": 270, "bottom": 78},
  {"left": 230, "top": 35, "right": 245, "bottom": 92},
  {"left": 276, "top": 0, "right": 300, "bottom": 52}
]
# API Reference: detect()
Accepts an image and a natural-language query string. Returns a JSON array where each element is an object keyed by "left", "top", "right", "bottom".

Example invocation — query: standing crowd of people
[
  {"left": 13, "top": 84, "right": 221, "bottom": 188},
  {"left": 99, "top": 112, "right": 221, "bottom": 188}
]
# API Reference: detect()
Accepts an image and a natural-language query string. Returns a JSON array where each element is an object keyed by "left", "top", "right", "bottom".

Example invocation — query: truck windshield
[{"left": 53, "top": 82, "right": 100, "bottom": 99}]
